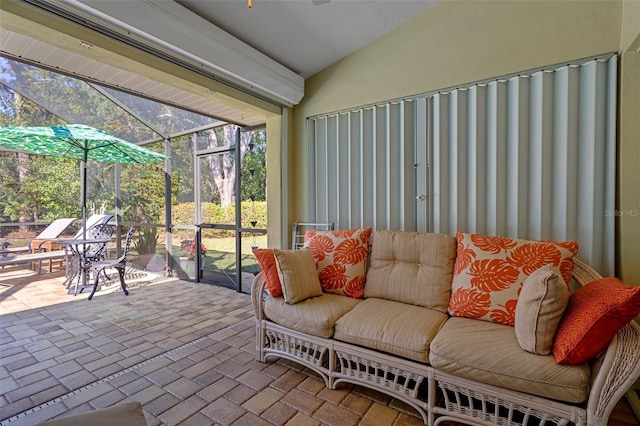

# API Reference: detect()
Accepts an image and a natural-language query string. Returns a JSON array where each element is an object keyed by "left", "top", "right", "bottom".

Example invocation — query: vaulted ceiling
[{"left": 0, "top": 0, "right": 438, "bottom": 126}]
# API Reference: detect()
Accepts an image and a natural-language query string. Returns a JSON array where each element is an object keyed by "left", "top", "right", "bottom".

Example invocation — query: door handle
[{"left": 416, "top": 194, "right": 427, "bottom": 201}]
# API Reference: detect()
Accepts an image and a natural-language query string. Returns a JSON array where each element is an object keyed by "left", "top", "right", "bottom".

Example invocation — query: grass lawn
[
  {"left": 171, "top": 234, "right": 267, "bottom": 274},
  {"left": 202, "top": 234, "right": 267, "bottom": 254}
]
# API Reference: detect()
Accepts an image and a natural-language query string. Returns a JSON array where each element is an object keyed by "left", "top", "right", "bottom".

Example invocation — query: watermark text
[{"left": 604, "top": 209, "right": 640, "bottom": 217}]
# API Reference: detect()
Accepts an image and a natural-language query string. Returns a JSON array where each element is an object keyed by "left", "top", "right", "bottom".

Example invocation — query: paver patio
[{"left": 0, "top": 266, "right": 638, "bottom": 425}]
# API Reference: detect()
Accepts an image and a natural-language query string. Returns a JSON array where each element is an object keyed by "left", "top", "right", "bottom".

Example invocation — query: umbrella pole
[
  {"left": 79, "top": 158, "right": 88, "bottom": 295},
  {"left": 82, "top": 159, "right": 87, "bottom": 242}
]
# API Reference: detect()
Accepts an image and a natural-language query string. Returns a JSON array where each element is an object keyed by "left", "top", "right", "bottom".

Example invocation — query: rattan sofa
[{"left": 251, "top": 230, "right": 640, "bottom": 426}]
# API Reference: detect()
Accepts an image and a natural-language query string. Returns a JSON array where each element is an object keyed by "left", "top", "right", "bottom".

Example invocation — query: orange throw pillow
[
  {"left": 449, "top": 232, "right": 578, "bottom": 326},
  {"left": 303, "top": 228, "right": 372, "bottom": 298},
  {"left": 553, "top": 277, "right": 640, "bottom": 364},
  {"left": 253, "top": 249, "right": 282, "bottom": 297}
]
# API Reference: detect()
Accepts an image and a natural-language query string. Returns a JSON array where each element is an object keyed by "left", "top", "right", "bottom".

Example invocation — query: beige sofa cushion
[
  {"left": 334, "top": 298, "right": 448, "bottom": 363},
  {"left": 515, "top": 265, "right": 569, "bottom": 355},
  {"left": 264, "top": 293, "right": 361, "bottom": 338},
  {"left": 429, "top": 317, "right": 590, "bottom": 403},
  {"left": 364, "top": 230, "right": 456, "bottom": 312},
  {"left": 274, "top": 249, "right": 323, "bottom": 304}
]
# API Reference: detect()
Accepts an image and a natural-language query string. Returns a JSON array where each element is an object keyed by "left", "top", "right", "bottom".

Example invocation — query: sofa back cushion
[
  {"left": 449, "top": 232, "right": 578, "bottom": 326},
  {"left": 364, "top": 230, "right": 456, "bottom": 311}
]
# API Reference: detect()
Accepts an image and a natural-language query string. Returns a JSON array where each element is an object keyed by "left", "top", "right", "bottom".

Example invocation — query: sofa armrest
[
  {"left": 251, "top": 271, "right": 267, "bottom": 321},
  {"left": 570, "top": 258, "right": 640, "bottom": 426},
  {"left": 572, "top": 258, "right": 603, "bottom": 288},
  {"left": 587, "top": 320, "right": 640, "bottom": 426}
]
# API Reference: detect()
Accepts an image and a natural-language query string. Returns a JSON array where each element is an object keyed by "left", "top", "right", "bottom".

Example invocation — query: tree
[
  {"left": 193, "top": 125, "right": 253, "bottom": 207},
  {"left": 241, "top": 129, "right": 266, "bottom": 202},
  {"left": 0, "top": 60, "right": 72, "bottom": 228},
  {"left": 0, "top": 58, "right": 267, "bottom": 235},
  {"left": 0, "top": 58, "right": 168, "bottom": 226},
  {"left": 120, "top": 146, "right": 166, "bottom": 253}
]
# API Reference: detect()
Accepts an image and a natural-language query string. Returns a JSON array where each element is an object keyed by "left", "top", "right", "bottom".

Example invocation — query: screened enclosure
[{"left": 0, "top": 57, "right": 268, "bottom": 293}]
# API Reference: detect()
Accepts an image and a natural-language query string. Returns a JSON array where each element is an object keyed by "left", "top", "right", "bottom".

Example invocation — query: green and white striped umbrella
[
  {"left": 0, "top": 124, "right": 166, "bottom": 163},
  {"left": 0, "top": 124, "right": 167, "bottom": 240}
]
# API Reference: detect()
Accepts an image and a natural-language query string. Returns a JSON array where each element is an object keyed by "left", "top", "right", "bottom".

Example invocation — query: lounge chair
[
  {"left": 0, "top": 215, "right": 114, "bottom": 274},
  {"left": 0, "top": 218, "right": 77, "bottom": 255},
  {"left": 30, "top": 214, "right": 113, "bottom": 271},
  {"left": 0, "top": 218, "right": 77, "bottom": 272}
]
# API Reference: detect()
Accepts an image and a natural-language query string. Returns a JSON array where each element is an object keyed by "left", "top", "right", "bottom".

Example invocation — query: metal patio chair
[
  {"left": 66, "top": 223, "right": 114, "bottom": 294},
  {"left": 87, "top": 227, "right": 135, "bottom": 300}
]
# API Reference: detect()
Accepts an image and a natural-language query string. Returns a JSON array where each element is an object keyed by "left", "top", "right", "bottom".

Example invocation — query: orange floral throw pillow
[
  {"left": 253, "top": 249, "right": 282, "bottom": 297},
  {"left": 449, "top": 232, "right": 578, "bottom": 326},
  {"left": 303, "top": 228, "right": 372, "bottom": 298},
  {"left": 553, "top": 278, "right": 640, "bottom": 364}
]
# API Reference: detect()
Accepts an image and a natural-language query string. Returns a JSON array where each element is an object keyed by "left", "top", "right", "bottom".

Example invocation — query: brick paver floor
[{"left": 0, "top": 266, "right": 638, "bottom": 425}]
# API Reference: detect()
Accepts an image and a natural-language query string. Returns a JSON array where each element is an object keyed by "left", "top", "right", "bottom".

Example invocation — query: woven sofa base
[
  {"left": 433, "top": 371, "right": 585, "bottom": 426},
  {"left": 260, "top": 321, "right": 334, "bottom": 387},
  {"left": 259, "top": 320, "right": 436, "bottom": 423},
  {"left": 256, "top": 319, "right": 602, "bottom": 426},
  {"left": 252, "top": 256, "right": 640, "bottom": 426}
]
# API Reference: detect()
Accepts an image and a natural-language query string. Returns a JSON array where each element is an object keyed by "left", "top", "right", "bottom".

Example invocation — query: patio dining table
[{"left": 37, "top": 237, "right": 111, "bottom": 295}]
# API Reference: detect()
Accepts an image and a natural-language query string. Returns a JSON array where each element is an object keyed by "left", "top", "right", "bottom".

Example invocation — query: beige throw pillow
[
  {"left": 274, "top": 249, "right": 323, "bottom": 304},
  {"left": 515, "top": 264, "right": 569, "bottom": 355}
]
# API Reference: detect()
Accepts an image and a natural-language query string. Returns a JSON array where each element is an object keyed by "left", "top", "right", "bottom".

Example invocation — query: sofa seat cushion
[
  {"left": 264, "top": 293, "right": 361, "bottom": 338},
  {"left": 334, "top": 298, "right": 448, "bottom": 363},
  {"left": 429, "top": 317, "right": 590, "bottom": 403}
]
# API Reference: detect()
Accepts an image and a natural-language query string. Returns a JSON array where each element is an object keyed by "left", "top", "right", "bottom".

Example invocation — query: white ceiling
[
  {"left": 176, "top": 0, "right": 439, "bottom": 78},
  {"left": 0, "top": 0, "right": 438, "bottom": 125}
]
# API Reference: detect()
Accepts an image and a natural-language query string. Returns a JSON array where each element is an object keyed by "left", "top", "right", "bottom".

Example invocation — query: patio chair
[
  {"left": 34, "top": 401, "right": 146, "bottom": 426},
  {"left": 0, "top": 219, "right": 77, "bottom": 272},
  {"left": 71, "top": 213, "right": 114, "bottom": 239},
  {"left": 0, "top": 218, "right": 76, "bottom": 254},
  {"left": 88, "top": 227, "right": 134, "bottom": 300},
  {"left": 0, "top": 218, "right": 77, "bottom": 272},
  {"left": 66, "top": 223, "right": 114, "bottom": 295},
  {"left": 30, "top": 218, "right": 78, "bottom": 252}
]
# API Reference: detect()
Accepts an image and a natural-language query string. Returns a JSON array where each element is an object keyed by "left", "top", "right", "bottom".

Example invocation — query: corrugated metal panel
[
  {"left": 307, "top": 55, "right": 617, "bottom": 275},
  {"left": 427, "top": 57, "right": 616, "bottom": 274},
  {"left": 308, "top": 102, "right": 416, "bottom": 231}
]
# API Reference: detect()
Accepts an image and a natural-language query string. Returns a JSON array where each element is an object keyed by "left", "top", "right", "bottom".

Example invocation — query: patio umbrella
[{"left": 0, "top": 124, "right": 167, "bottom": 239}]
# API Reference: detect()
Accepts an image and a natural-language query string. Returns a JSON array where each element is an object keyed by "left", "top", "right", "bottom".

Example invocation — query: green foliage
[
  {"left": 241, "top": 130, "right": 266, "bottom": 202},
  {"left": 0, "top": 152, "right": 80, "bottom": 222},
  {"left": 170, "top": 135, "right": 195, "bottom": 204},
  {"left": 120, "top": 142, "right": 166, "bottom": 224},
  {"left": 172, "top": 201, "right": 266, "bottom": 237},
  {"left": 240, "top": 200, "right": 267, "bottom": 228},
  {"left": 133, "top": 227, "right": 159, "bottom": 255},
  {"left": 0, "top": 60, "right": 267, "bottom": 228}
]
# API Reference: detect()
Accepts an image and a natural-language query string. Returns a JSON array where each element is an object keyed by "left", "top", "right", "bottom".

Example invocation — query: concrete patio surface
[{"left": 0, "top": 266, "right": 638, "bottom": 426}]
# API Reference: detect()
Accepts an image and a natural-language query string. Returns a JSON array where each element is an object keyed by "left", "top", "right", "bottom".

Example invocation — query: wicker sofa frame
[{"left": 252, "top": 258, "right": 640, "bottom": 426}]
